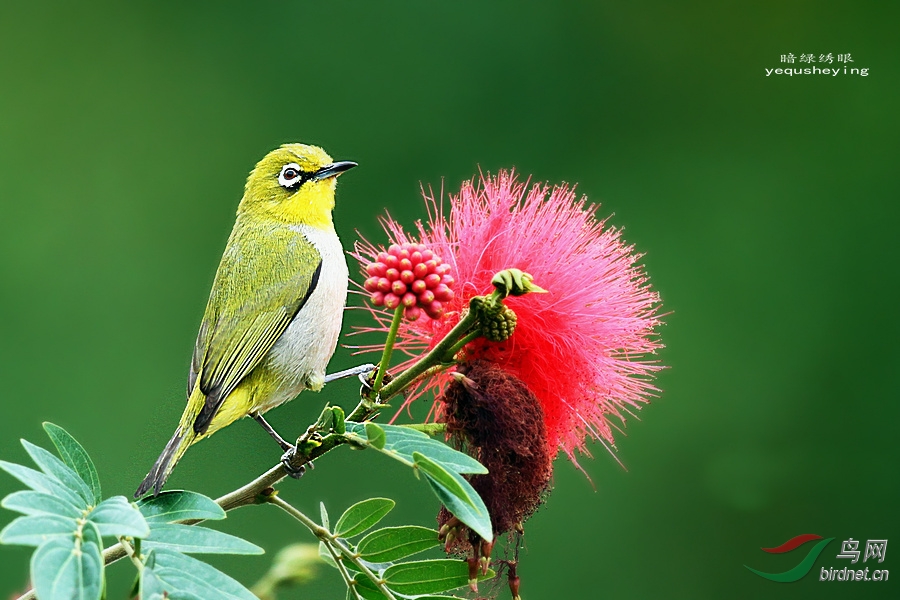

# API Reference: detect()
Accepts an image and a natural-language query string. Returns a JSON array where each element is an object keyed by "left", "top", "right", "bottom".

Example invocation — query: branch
[
  {"left": 91, "top": 394, "right": 385, "bottom": 574},
  {"left": 266, "top": 493, "right": 398, "bottom": 600},
  {"left": 38, "top": 299, "right": 484, "bottom": 598}
]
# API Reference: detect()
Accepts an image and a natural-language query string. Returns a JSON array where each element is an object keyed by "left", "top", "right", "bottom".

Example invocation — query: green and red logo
[{"left": 745, "top": 534, "right": 834, "bottom": 582}]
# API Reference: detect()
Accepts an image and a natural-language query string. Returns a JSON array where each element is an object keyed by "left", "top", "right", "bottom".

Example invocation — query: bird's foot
[
  {"left": 280, "top": 447, "right": 308, "bottom": 479},
  {"left": 324, "top": 363, "right": 377, "bottom": 384}
]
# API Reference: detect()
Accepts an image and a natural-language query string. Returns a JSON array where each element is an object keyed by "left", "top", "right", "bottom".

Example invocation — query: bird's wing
[{"left": 189, "top": 224, "right": 322, "bottom": 434}]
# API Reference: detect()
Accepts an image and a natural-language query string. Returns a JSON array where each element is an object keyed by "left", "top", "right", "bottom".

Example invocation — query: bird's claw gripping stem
[
  {"left": 280, "top": 448, "right": 308, "bottom": 479},
  {"left": 324, "top": 363, "right": 377, "bottom": 384},
  {"left": 280, "top": 426, "right": 323, "bottom": 478}
]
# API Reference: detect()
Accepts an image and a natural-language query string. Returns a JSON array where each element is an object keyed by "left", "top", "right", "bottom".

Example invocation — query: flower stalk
[
  {"left": 372, "top": 305, "right": 404, "bottom": 393},
  {"left": 443, "top": 330, "right": 481, "bottom": 360},
  {"left": 377, "top": 304, "right": 479, "bottom": 402}
]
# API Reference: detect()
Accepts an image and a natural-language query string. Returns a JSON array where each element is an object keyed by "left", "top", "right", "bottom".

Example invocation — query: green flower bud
[
  {"left": 491, "top": 268, "right": 547, "bottom": 297},
  {"left": 471, "top": 296, "right": 518, "bottom": 342}
]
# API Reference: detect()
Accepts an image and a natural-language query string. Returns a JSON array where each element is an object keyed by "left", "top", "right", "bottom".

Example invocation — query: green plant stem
[
  {"left": 117, "top": 536, "right": 144, "bottom": 572},
  {"left": 444, "top": 330, "right": 481, "bottom": 361},
  {"left": 322, "top": 539, "right": 364, "bottom": 600},
  {"left": 379, "top": 307, "right": 479, "bottom": 402},
  {"left": 399, "top": 422, "right": 447, "bottom": 435},
  {"left": 399, "top": 363, "right": 453, "bottom": 392},
  {"left": 266, "top": 493, "right": 398, "bottom": 600},
  {"left": 372, "top": 305, "right": 404, "bottom": 392}
]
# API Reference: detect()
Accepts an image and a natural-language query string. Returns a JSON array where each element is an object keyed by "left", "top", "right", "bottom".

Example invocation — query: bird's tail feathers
[{"left": 134, "top": 428, "right": 193, "bottom": 498}]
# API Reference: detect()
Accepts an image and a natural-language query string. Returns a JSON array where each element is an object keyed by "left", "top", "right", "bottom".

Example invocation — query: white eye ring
[{"left": 278, "top": 163, "right": 304, "bottom": 188}]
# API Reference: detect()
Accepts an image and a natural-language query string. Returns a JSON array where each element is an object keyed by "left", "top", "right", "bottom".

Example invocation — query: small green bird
[{"left": 135, "top": 144, "right": 356, "bottom": 497}]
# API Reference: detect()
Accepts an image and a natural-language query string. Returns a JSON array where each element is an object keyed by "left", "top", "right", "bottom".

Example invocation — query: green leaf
[
  {"left": 144, "top": 523, "right": 263, "bottom": 554},
  {"left": 88, "top": 496, "right": 150, "bottom": 537},
  {"left": 333, "top": 498, "right": 395, "bottom": 538},
  {"left": 413, "top": 453, "right": 473, "bottom": 507},
  {"left": 43, "top": 422, "right": 102, "bottom": 504},
  {"left": 141, "top": 568, "right": 224, "bottom": 600},
  {"left": 137, "top": 490, "right": 226, "bottom": 524},
  {"left": 2, "top": 490, "right": 82, "bottom": 518},
  {"left": 0, "top": 515, "right": 77, "bottom": 546},
  {"left": 380, "top": 425, "right": 485, "bottom": 474},
  {"left": 149, "top": 548, "right": 259, "bottom": 600},
  {"left": 356, "top": 421, "right": 429, "bottom": 439},
  {"left": 345, "top": 422, "right": 487, "bottom": 474},
  {"left": 353, "top": 574, "right": 388, "bottom": 600},
  {"left": 142, "top": 564, "right": 202, "bottom": 600},
  {"left": 332, "top": 405, "right": 346, "bottom": 434},
  {"left": 394, "top": 437, "right": 487, "bottom": 475},
  {"left": 364, "top": 422, "right": 386, "bottom": 449},
  {"left": 355, "top": 573, "right": 472, "bottom": 600},
  {"left": 315, "top": 405, "right": 336, "bottom": 432},
  {"left": 384, "top": 559, "right": 494, "bottom": 595},
  {"left": 422, "top": 472, "right": 492, "bottom": 541},
  {"left": 357, "top": 526, "right": 441, "bottom": 562},
  {"left": 140, "top": 550, "right": 185, "bottom": 600},
  {"left": 320, "top": 501, "right": 330, "bottom": 530},
  {"left": 31, "top": 530, "right": 104, "bottom": 600},
  {"left": 0, "top": 460, "right": 88, "bottom": 509},
  {"left": 21, "top": 439, "right": 96, "bottom": 507},
  {"left": 413, "top": 453, "right": 493, "bottom": 541}
]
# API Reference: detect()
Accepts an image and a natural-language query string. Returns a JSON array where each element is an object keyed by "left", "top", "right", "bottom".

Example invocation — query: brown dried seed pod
[{"left": 437, "top": 361, "right": 553, "bottom": 546}]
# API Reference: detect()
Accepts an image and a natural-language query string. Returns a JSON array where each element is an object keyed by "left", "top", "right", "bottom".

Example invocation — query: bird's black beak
[{"left": 311, "top": 161, "right": 357, "bottom": 181}]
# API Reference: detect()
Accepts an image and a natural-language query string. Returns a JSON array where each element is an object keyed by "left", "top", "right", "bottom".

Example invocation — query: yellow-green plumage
[{"left": 136, "top": 144, "right": 354, "bottom": 497}]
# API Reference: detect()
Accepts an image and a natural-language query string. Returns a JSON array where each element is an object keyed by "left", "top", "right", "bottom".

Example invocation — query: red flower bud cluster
[{"left": 363, "top": 242, "right": 455, "bottom": 320}]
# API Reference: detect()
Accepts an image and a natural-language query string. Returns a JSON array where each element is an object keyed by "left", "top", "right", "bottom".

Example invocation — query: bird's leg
[
  {"left": 323, "top": 363, "right": 377, "bottom": 383},
  {"left": 252, "top": 366, "right": 376, "bottom": 480},
  {"left": 252, "top": 413, "right": 293, "bottom": 452},
  {"left": 253, "top": 413, "right": 310, "bottom": 479}
]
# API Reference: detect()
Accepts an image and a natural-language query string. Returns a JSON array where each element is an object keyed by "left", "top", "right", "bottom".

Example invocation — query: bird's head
[{"left": 239, "top": 143, "right": 356, "bottom": 229}]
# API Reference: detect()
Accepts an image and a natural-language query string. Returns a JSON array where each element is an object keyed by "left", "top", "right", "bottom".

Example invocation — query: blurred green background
[{"left": 1, "top": 1, "right": 897, "bottom": 598}]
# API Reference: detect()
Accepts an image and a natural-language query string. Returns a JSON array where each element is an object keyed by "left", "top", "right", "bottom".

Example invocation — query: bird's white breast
[{"left": 260, "top": 224, "right": 348, "bottom": 410}]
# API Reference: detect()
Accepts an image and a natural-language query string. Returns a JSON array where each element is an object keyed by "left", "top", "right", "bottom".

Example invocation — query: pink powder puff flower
[{"left": 353, "top": 170, "right": 664, "bottom": 462}]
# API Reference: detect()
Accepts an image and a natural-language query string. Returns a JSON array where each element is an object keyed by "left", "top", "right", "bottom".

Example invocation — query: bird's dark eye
[{"left": 278, "top": 163, "right": 304, "bottom": 188}]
